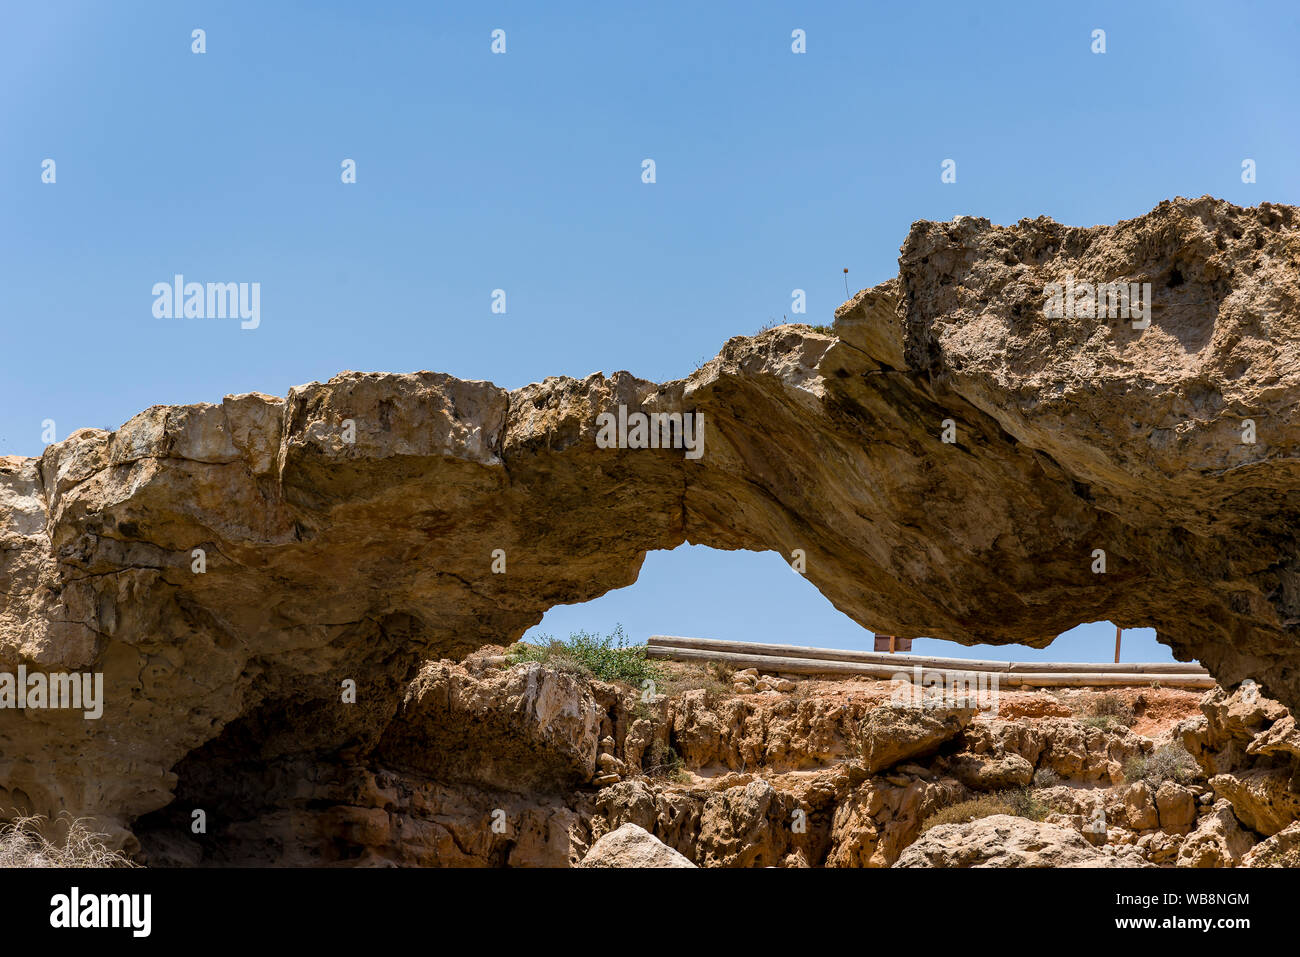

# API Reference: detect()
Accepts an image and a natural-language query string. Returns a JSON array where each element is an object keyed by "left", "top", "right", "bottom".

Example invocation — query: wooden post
[
  {"left": 1114, "top": 625, "right": 1122, "bottom": 664},
  {"left": 889, "top": 635, "right": 897, "bottom": 654}
]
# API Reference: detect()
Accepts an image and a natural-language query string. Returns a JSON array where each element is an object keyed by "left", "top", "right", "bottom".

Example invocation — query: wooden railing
[{"left": 645, "top": 635, "right": 1217, "bottom": 689}]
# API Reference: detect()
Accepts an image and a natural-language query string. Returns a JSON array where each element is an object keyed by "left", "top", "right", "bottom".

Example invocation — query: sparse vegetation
[
  {"left": 789, "top": 680, "right": 816, "bottom": 705},
  {"left": 506, "top": 625, "right": 664, "bottom": 686},
  {"left": 921, "top": 784, "right": 1053, "bottom": 833},
  {"left": 1081, "top": 715, "right": 1119, "bottom": 730},
  {"left": 0, "top": 815, "right": 137, "bottom": 868},
  {"left": 998, "top": 786, "right": 1051, "bottom": 822},
  {"left": 644, "top": 739, "right": 686, "bottom": 780},
  {"left": 921, "top": 795, "right": 1015, "bottom": 832},
  {"left": 1124, "top": 743, "right": 1198, "bottom": 787},
  {"left": 1082, "top": 692, "right": 1136, "bottom": 730},
  {"left": 659, "top": 660, "right": 731, "bottom": 702}
]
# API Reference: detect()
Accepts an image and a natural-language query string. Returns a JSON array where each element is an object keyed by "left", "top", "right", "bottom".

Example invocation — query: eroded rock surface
[
  {"left": 1179, "top": 684, "right": 1300, "bottom": 838},
  {"left": 124, "top": 656, "right": 1293, "bottom": 868},
  {"left": 894, "top": 815, "right": 1151, "bottom": 868},
  {"left": 2, "top": 196, "right": 1300, "bottom": 847}
]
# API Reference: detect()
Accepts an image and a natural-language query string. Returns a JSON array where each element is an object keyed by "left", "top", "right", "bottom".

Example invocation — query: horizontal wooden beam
[
  {"left": 647, "top": 635, "right": 1209, "bottom": 676},
  {"left": 645, "top": 640, "right": 1216, "bottom": 689}
]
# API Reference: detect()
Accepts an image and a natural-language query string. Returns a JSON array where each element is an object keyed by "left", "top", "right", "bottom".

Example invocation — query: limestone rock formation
[
  {"left": 1241, "top": 821, "right": 1300, "bottom": 867},
  {"left": 823, "top": 775, "right": 967, "bottom": 867},
  {"left": 951, "top": 716, "right": 1151, "bottom": 786},
  {"left": 381, "top": 659, "right": 603, "bottom": 791},
  {"left": 1180, "top": 685, "right": 1300, "bottom": 837},
  {"left": 2, "top": 196, "right": 1300, "bottom": 849},
  {"left": 106, "top": 654, "right": 1300, "bottom": 867},
  {"left": 1208, "top": 769, "right": 1300, "bottom": 837},
  {"left": 1176, "top": 801, "right": 1258, "bottom": 868}
]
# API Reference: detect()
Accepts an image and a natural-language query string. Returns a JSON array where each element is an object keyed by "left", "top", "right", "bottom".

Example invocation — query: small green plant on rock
[{"left": 506, "top": 624, "right": 664, "bottom": 686}]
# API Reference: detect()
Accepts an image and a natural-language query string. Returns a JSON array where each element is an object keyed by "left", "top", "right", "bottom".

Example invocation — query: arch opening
[{"left": 524, "top": 544, "right": 1189, "bottom": 666}]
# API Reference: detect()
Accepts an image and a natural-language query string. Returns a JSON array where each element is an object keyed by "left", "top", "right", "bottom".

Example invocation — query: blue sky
[{"left": 5, "top": 1, "right": 1296, "bottom": 662}]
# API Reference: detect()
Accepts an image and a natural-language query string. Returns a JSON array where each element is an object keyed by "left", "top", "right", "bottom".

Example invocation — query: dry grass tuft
[{"left": 0, "top": 814, "right": 137, "bottom": 868}]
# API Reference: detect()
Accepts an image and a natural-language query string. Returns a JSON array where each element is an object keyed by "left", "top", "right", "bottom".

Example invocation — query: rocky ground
[{"left": 133, "top": 650, "right": 1300, "bottom": 867}]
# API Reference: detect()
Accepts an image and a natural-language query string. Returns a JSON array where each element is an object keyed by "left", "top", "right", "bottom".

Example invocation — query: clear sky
[{"left": 5, "top": 1, "right": 1296, "bottom": 662}]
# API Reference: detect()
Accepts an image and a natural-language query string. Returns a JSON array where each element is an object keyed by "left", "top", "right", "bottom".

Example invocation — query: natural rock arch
[{"left": 1, "top": 195, "right": 1297, "bottom": 847}]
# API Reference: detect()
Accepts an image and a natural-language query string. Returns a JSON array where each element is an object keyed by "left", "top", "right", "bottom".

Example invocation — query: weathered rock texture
[
  {"left": 2, "top": 196, "right": 1299, "bottom": 850},
  {"left": 1179, "top": 684, "right": 1300, "bottom": 839},
  {"left": 56, "top": 655, "right": 1300, "bottom": 866},
  {"left": 894, "top": 815, "right": 1151, "bottom": 868},
  {"left": 124, "top": 650, "right": 1223, "bottom": 868}
]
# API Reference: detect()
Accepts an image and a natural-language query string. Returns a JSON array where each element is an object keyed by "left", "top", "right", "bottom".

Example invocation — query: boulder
[
  {"left": 1119, "top": 782, "right": 1160, "bottom": 832},
  {"left": 856, "top": 707, "right": 975, "bottom": 775},
  {"left": 947, "top": 752, "right": 1034, "bottom": 791},
  {"left": 1208, "top": 769, "right": 1300, "bottom": 837},
  {"left": 578, "top": 823, "right": 696, "bottom": 869},
  {"left": 894, "top": 815, "right": 1151, "bottom": 868},
  {"left": 1155, "top": 781, "right": 1198, "bottom": 835}
]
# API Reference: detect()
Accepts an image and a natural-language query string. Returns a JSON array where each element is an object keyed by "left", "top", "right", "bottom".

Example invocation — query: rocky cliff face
[
  {"left": 125, "top": 653, "right": 1299, "bottom": 869},
  {"left": 1, "top": 195, "right": 1298, "bottom": 851}
]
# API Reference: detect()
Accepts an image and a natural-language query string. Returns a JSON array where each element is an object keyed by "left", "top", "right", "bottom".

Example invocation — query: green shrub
[
  {"left": 644, "top": 739, "right": 685, "bottom": 779},
  {"left": 506, "top": 625, "right": 664, "bottom": 686}
]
